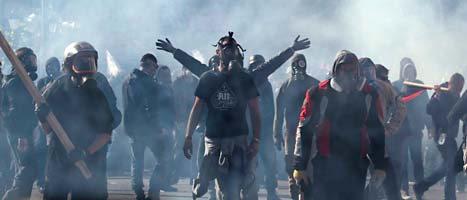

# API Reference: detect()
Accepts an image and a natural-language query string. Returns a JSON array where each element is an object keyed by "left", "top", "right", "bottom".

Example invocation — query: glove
[
  {"left": 35, "top": 102, "right": 50, "bottom": 123},
  {"left": 293, "top": 170, "right": 310, "bottom": 186},
  {"left": 183, "top": 136, "right": 193, "bottom": 159},
  {"left": 68, "top": 148, "right": 87, "bottom": 163},
  {"left": 156, "top": 38, "right": 176, "bottom": 53},
  {"left": 291, "top": 35, "right": 311, "bottom": 51},
  {"left": 370, "top": 169, "right": 386, "bottom": 188}
]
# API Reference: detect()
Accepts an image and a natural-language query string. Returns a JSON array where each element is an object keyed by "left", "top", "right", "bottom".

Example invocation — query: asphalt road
[{"left": 30, "top": 177, "right": 467, "bottom": 200}]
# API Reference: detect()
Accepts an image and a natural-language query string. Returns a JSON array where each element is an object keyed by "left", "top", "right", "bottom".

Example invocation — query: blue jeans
[{"left": 130, "top": 133, "right": 170, "bottom": 195}]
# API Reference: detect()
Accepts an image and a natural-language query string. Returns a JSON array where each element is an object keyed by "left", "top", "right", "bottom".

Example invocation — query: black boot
[
  {"left": 290, "top": 184, "right": 299, "bottom": 200},
  {"left": 413, "top": 183, "right": 427, "bottom": 200},
  {"left": 134, "top": 189, "right": 145, "bottom": 200}
]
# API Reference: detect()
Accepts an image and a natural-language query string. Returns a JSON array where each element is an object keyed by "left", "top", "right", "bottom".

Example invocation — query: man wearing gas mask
[
  {"left": 273, "top": 53, "right": 319, "bottom": 200},
  {"left": 157, "top": 35, "right": 310, "bottom": 199},
  {"left": 293, "top": 50, "right": 386, "bottom": 200},
  {"left": 246, "top": 36, "right": 310, "bottom": 200},
  {"left": 1, "top": 47, "right": 39, "bottom": 200},
  {"left": 37, "top": 57, "right": 61, "bottom": 91},
  {"left": 34, "top": 41, "right": 114, "bottom": 199},
  {"left": 123, "top": 53, "right": 172, "bottom": 200},
  {"left": 182, "top": 32, "right": 261, "bottom": 200}
]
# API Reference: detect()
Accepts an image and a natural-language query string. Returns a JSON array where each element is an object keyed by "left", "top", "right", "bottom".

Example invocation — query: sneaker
[{"left": 400, "top": 189, "right": 411, "bottom": 200}]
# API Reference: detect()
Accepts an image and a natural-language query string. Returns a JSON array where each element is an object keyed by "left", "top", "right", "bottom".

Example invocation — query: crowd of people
[{"left": 0, "top": 31, "right": 465, "bottom": 200}]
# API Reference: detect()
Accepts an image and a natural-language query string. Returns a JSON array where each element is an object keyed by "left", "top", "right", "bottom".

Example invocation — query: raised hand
[
  {"left": 291, "top": 35, "right": 311, "bottom": 51},
  {"left": 156, "top": 38, "right": 176, "bottom": 53}
]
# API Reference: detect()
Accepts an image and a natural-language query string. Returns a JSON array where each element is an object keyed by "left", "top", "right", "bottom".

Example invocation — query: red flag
[{"left": 402, "top": 89, "right": 426, "bottom": 103}]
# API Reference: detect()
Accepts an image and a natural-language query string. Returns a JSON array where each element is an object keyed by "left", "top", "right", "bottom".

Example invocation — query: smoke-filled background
[
  {"left": 1, "top": 0, "right": 467, "bottom": 83},
  {"left": 1, "top": 0, "right": 467, "bottom": 177}
]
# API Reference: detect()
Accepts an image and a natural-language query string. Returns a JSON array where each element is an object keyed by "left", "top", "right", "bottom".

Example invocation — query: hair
[
  {"left": 140, "top": 53, "right": 158, "bottom": 64},
  {"left": 450, "top": 73, "right": 465, "bottom": 83}
]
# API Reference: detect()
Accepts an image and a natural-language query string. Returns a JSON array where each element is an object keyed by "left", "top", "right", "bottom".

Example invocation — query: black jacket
[
  {"left": 173, "top": 74, "right": 198, "bottom": 124},
  {"left": 43, "top": 74, "right": 113, "bottom": 153},
  {"left": 448, "top": 90, "right": 467, "bottom": 126},
  {"left": 1, "top": 72, "right": 37, "bottom": 137},
  {"left": 427, "top": 83, "right": 460, "bottom": 140},
  {"left": 274, "top": 75, "right": 320, "bottom": 137},
  {"left": 122, "top": 69, "right": 161, "bottom": 137},
  {"left": 95, "top": 72, "right": 122, "bottom": 129}
]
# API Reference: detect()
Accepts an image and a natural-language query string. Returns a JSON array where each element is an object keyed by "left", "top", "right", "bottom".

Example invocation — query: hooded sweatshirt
[
  {"left": 294, "top": 50, "right": 386, "bottom": 171},
  {"left": 392, "top": 60, "right": 431, "bottom": 134}
]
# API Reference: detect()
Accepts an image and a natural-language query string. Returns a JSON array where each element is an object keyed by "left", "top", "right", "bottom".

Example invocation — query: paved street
[{"left": 30, "top": 177, "right": 467, "bottom": 200}]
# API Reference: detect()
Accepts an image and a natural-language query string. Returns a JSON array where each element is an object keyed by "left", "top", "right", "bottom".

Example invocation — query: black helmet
[
  {"left": 248, "top": 54, "right": 265, "bottom": 71},
  {"left": 63, "top": 41, "right": 98, "bottom": 75}
]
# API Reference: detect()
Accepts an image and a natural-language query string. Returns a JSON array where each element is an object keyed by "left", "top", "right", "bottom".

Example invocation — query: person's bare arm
[
  {"left": 183, "top": 97, "right": 205, "bottom": 159},
  {"left": 248, "top": 97, "right": 261, "bottom": 157}
]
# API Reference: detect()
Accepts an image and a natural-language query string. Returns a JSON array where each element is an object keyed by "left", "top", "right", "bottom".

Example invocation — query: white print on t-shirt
[{"left": 211, "top": 82, "right": 237, "bottom": 111}]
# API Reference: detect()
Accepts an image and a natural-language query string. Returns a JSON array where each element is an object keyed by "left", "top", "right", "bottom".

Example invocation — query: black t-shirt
[
  {"left": 195, "top": 70, "right": 259, "bottom": 138},
  {"left": 43, "top": 75, "right": 113, "bottom": 152}
]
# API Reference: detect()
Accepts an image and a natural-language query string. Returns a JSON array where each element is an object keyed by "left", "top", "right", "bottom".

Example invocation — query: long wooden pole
[
  {"left": 0, "top": 30, "right": 92, "bottom": 179},
  {"left": 403, "top": 81, "right": 449, "bottom": 91}
]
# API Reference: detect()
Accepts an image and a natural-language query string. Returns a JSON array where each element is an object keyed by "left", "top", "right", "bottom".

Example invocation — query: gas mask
[
  {"left": 216, "top": 32, "right": 245, "bottom": 70},
  {"left": 292, "top": 59, "right": 307, "bottom": 80},
  {"left": 46, "top": 64, "right": 61, "bottom": 79},
  {"left": 335, "top": 63, "right": 360, "bottom": 92},
  {"left": 19, "top": 55, "right": 38, "bottom": 81},
  {"left": 72, "top": 53, "right": 97, "bottom": 75},
  {"left": 71, "top": 54, "right": 97, "bottom": 87}
]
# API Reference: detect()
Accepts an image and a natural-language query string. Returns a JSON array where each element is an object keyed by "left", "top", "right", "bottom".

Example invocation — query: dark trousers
[
  {"left": 383, "top": 158, "right": 402, "bottom": 200},
  {"left": 417, "top": 138, "right": 458, "bottom": 200},
  {"left": 130, "top": 133, "right": 170, "bottom": 195},
  {"left": 312, "top": 155, "right": 369, "bottom": 200},
  {"left": 0, "top": 132, "right": 13, "bottom": 197},
  {"left": 386, "top": 135, "right": 406, "bottom": 199},
  {"left": 196, "top": 134, "right": 216, "bottom": 199},
  {"left": 256, "top": 129, "right": 278, "bottom": 190},
  {"left": 44, "top": 146, "right": 108, "bottom": 200},
  {"left": 4, "top": 133, "right": 37, "bottom": 199},
  {"left": 401, "top": 133, "right": 424, "bottom": 192},
  {"left": 34, "top": 129, "right": 48, "bottom": 188},
  {"left": 284, "top": 127, "right": 299, "bottom": 200}
]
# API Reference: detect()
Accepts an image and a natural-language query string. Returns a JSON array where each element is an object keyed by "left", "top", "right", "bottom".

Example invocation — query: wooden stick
[
  {"left": 403, "top": 81, "right": 449, "bottom": 91},
  {"left": 0, "top": 30, "right": 92, "bottom": 179}
]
